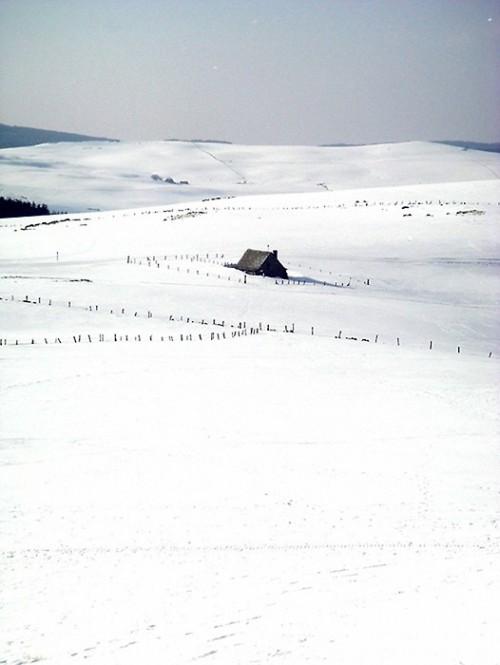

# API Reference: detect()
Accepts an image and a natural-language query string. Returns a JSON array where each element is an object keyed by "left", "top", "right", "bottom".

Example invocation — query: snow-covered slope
[
  {"left": 2, "top": 179, "right": 499, "bottom": 354},
  {"left": 1, "top": 146, "right": 499, "bottom": 665},
  {"left": 1, "top": 139, "right": 499, "bottom": 211}
]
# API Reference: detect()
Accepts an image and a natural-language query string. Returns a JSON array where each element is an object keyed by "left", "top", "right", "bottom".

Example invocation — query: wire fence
[
  {"left": 0, "top": 328, "right": 255, "bottom": 347},
  {"left": 0, "top": 292, "right": 495, "bottom": 359},
  {"left": 126, "top": 253, "right": 357, "bottom": 289}
]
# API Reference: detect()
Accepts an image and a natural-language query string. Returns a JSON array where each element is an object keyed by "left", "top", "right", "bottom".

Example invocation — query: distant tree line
[{"left": 0, "top": 196, "right": 51, "bottom": 218}]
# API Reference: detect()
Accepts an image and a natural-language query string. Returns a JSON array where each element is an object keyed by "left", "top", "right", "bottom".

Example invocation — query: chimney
[{"left": 273, "top": 249, "right": 278, "bottom": 258}]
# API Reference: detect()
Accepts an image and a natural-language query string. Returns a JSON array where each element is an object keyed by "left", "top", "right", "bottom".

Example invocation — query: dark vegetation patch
[
  {"left": 165, "top": 138, "right": 232, "bottom": 144},
  {"left": 21, "top": 217, "right": 71, "bottom": 230},
  {"left": 0, "top": 196, "right": 51, "bottom": 218}
]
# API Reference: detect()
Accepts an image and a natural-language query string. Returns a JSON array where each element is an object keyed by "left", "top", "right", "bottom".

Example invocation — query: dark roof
[{"left": 236, "top": 249, "right": 274, "bottom": 272}]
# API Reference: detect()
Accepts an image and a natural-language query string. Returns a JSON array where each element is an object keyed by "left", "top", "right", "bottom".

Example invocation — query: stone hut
[{"left": 235, "top": 249, "right": 288, "bottom": 279}]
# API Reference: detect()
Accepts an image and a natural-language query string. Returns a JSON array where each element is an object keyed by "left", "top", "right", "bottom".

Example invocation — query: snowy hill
[
  {"left": 1, "top": 144, "right": 499, "bottom": 664},
  {"left": 1, "top": 138, "right": 499, "bottom": 212},
  {"left": 0, "top": 122, "right": 117, "bottom": 149}
]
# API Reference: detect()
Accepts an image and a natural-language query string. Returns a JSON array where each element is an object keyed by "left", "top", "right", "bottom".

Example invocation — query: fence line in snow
[
  {"left": 125, "top": 254, "right": 359, "bottom": 289},
  {"left": 0, "top": 293, "right": 255, "bottom": 332},
  {"left": 0, "top": 293, "right": 495, "bottom": 359},
  {"left": 0, "top": 327, "right": 261, "bottom": 348}
]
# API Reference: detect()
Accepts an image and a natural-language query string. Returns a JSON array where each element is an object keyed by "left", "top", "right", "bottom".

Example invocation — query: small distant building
[{"left": 234, "top": 249, "right": 288, "bottom": 279}]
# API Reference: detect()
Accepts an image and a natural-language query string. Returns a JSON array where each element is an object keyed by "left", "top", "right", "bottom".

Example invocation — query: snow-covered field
[
  {"left": 1, "top": 139, "right": 500, "bottom": 211},
  {"left": 1, "top": 142, "right": 499, "bottom": 664}
]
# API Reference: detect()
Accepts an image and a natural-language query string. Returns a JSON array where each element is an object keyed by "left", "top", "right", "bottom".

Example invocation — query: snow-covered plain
[{"left": 1, "top": 142, "right": 499, "bottom": 665}]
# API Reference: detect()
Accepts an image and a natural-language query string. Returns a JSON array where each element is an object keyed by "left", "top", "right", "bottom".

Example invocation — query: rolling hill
[{"left": 1, "top": 138, "right": 499, "bottom": 212}]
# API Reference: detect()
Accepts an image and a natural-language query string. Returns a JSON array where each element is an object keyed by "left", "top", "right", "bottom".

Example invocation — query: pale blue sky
[{"left": 1, "top": 0, "right": 499, "bottom": 144}]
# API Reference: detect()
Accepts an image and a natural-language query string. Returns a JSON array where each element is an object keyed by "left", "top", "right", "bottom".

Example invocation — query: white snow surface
[
  {"left": 1, "top": 139, "right": 500, "bottom": 211},
  {"left": 1, "top": 142, "right": 499, "bottom": 664}
]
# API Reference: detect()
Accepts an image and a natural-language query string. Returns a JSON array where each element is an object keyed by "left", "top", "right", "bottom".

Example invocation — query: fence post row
[{"left": 2, "top": 290, "right": 495, "bottom": 357}]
